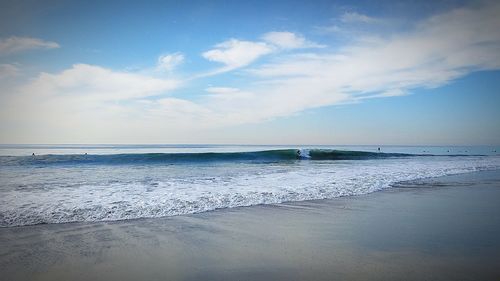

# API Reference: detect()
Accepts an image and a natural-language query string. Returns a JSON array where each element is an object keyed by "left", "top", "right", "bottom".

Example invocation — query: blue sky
[{"left": 0, "top": 0, "right": 499, "bottom": 144}]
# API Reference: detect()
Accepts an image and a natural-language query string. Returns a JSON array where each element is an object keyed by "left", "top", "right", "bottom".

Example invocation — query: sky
[{"left": 0, "top": 0, "right": 499, "bottom": 145}]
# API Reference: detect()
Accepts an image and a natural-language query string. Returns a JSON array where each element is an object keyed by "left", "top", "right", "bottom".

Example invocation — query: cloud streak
[
  {"left": 0, "top": 64, "right": 18, "bottom": 79},
  {"left": 201, "top": 39, "right": 273, "bottom": 74},
  {"left": 26, "top": 64, "right": 180, "bottom": 101},
  {"left": 0, "top": 36, "right": 59, "bottom": 55},
  {"left": 0, "top": 63, "right": 184, "bottom": 142},
  {"left": 261, "top": 31, "right": 325, "bottom": 49},
  {"left": 199, "top": 32, "right": 324, "bottom": 77},
  {"left": 340, "top": 12, "right": 381, "bottom": 24},
  {"left": 157, "top": 52, "right": 184, "bottom": 72}
]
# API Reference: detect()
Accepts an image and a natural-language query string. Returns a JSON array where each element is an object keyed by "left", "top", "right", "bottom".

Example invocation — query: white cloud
[
  {"left": 202, "top": 39, "right": 273, "bottom": 73},
  {"left": 340, "top": 12, "right": 381, "bottom": 24},
  {"left": 205, "top": 87, "right": 240, "bottom": 94},
  {"left": 0, "top": 64, "right": 184, "bottom": 143},
  {"left": 261, "top": 31, "right": 324, "bottom": 49},
  {"left": 157, "top": 52, "right": 184, "bottom": 72},
  {"left": 155, "top": 98, "right": 212, "bottom": 117},
  {"left": 21, "top": 64, "right": 180, "bottom": 102},
  {"left": 315, "top": 25, "right": 342, "bottom": 34},
  {"left": 200, "top": 32, "right": 321, "bottom": 77},
  {"left": 204, "top": 87, "right": 254, "bottom": 103},
  {"left": 0, "top": 36, "right": 60, "bottom": 55},
  {"left": 0, "top": 64, "right": 18, "bottom": 79}
]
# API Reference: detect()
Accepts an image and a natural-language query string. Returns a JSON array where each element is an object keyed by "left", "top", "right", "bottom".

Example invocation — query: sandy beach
[
  {"left": 1, "top": 170, "right": 500, "bottom": 281},
  {"left": 2, "top": 0, "right": 500, "bottom": 280}
]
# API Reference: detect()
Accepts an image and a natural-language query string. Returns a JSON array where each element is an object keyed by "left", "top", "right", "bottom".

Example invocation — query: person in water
[
  {"left": 377, "top": 147, "right": 381, "bottom": 152},
  {"left": 296, "top": 150, "right": 301, "bottom": 157},
  {"left": 32, "top": 153, "right": 35, "bottom": 156}
]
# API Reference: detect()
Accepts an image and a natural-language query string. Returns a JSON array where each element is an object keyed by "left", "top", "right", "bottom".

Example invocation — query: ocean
[{"left": 1, "top": 144, "right": 499, "bottom": 227}]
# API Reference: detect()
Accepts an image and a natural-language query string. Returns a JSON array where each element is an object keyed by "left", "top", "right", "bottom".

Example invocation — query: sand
[{"left": 1, "top": 170, "right": 500, "bottom": 281}]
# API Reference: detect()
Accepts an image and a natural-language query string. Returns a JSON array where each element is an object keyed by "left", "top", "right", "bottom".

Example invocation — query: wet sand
[{"left": 1, "top": 170, "right": 500, "bottom": 281}]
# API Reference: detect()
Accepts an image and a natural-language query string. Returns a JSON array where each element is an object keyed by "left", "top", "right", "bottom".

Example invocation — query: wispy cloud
[
  {"left": 199, "top": 32, "right": 323, "bottom": 77},
  {"left": 314, "top": 25, "right": 342, "bottom": 34},
  {"left": 315, "top": 11, "right": 383, "bottom": 35},
  {"left": 340, "top": 11, "right": 381, "bottom": 24},
  {"left": 261, "top": 31, "right": 325, "bottom": 49},
  {"left": 0, "top": 63, "right": 183, "bottom": 142},
  {"left": 21, "top": 64, "right": 180, "bottom": 102},
  {"left": 201, "top": 39, "right": 273, "bottom": 74},
  {"left": 205, "top": 87, "right": 254, "bottom": 102},
  {"left": 157, "top": 52, "right": 184, "bottom": 72},
  {"left": 205, "top": 87, "right": 241, "bottom": 94},
  {"left": 0, "top": 36, "right": 59, "bottom": 55},
  {"left": 0, "top": 64, "right": 18, "bottom": 79}
]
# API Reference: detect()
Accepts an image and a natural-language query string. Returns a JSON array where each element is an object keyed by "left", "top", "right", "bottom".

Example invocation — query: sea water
[{"left": 0, "top": 144, "right": 499, "bottom": 227}]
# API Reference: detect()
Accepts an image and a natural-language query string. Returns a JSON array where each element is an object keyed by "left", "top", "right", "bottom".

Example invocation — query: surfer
[
  {"left": 32, "top": 153, "right": 35, "bottom": 156},
  {"left": 377, "top": 147, "right": 380, "bottom": 152},
  {"left": 296, "top": 150, "right": 301, "bottom": 158}
]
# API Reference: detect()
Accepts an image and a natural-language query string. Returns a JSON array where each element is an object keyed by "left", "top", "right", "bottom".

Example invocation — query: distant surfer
[
  {"left": 32, "top": 153, "right": 35, "bottom": 156},
  {"left": 377, "top": 147, "right": 380, "bottom": 152},
  {"left": 296, "top": 150, "right": 301, "bottom": 158}
]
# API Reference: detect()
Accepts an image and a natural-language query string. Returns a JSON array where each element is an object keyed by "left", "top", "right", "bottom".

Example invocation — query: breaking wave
[
  {"left": 0, "top": 149, "right": 437, "bottom": 166},
  {"left": 1, "top": 150, "right": 499, "bottom": 227}
]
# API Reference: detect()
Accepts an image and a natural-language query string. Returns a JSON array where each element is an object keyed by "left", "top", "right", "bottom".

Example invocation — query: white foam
[
  {"left": 1, "top": 156, "right": 499, "bottom": 227},
  {"left": 298, "top": 149, "right": 311, "bottom": 158}
]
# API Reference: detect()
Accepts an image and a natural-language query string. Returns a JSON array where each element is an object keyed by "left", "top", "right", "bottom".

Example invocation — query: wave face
[
  {"left": 1, "top": 148, "right": 499, "bottom": 227},
  {"left": 0, "top": 149, "right": 419, "bottom": 166}
]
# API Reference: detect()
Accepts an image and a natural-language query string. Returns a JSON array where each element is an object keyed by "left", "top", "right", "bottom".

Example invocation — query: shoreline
[
  {"left": 1, "top": 170, "right": 500, "bottom": 280},
  {"left": 2, "top": 168, "right": 499, "bottom": 229}
]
